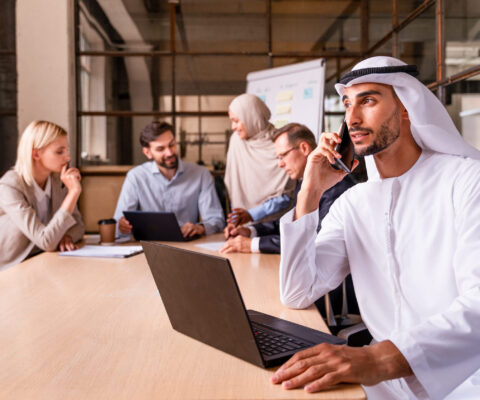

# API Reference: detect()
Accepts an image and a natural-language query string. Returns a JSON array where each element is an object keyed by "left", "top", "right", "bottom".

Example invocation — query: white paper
[
  {"left": 194, "top": 241, "right": 224, "bottom": 252},
  {"left": 59, "top": 245, "right": 143, "bottom": 258}
]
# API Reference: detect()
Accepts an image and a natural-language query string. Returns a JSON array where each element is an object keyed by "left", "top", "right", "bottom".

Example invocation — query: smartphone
[{"left": 331, "top": 121, "right": 354, "bottom": 174}]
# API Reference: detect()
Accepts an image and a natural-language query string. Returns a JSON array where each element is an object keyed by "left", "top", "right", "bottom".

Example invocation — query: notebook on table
[
  {"left": 123, "top": 211, "right": 198, "bottom": 242},
  {"left": 59, "top": 245, "right": 143, "bottom": 258},
  {"left": 141, "top": 241, "right": 345, "bottom": 368}
]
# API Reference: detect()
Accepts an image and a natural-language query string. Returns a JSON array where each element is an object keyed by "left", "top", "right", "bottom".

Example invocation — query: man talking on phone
[{"left": 272, "top": 56, "right": 480, "bottom": 399}]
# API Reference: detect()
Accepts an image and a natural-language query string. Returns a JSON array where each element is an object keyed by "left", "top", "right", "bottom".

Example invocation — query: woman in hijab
[
  {"left": 224, "top": 93, "right": 295, "bottom": 226},
  {"left": 0, "top": 120, "right": 84, "bottom": 270}
]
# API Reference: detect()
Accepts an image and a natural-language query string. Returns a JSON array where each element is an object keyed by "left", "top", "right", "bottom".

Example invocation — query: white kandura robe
[{"left": 279, "top": 151, "right": 480, "bottom": 400}]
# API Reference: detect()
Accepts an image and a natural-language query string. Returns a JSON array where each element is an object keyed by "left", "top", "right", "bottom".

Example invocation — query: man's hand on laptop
[
  {"left": 271, "top": 340, "right": 412, "bottom": 393},
  {"left": 220, "top": 235, "right": 252, "bottom": 254},
  {"left": 118, "top": 217, "right": 133, "bottom": 234},
  {"left": 181, "top": 222, "right": 205, "bottom": 238}
]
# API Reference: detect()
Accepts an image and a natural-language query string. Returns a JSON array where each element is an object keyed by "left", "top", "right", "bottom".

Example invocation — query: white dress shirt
[
  {"left": 280, "top": 151, "right": 480, "bottom": 399},
  {"left": 32, "top": 176, "right": 52, "bottom": 225}
]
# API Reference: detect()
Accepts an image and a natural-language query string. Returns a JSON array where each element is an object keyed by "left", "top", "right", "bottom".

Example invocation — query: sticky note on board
[
  {"left": 276, "top": 90, "right": 293, "bottom": 102},
  {"left": 304, "top": 87, "right": 314, "bottom": 99},
  {"left": 274, "top": 119, "right": 289, "bottom": 129},
  {"left": 275, "top": 104, "right": 291, "bottom": 115}
]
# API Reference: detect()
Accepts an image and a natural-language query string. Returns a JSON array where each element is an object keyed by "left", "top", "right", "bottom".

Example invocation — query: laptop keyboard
[{"left": 252, "top": 324, "right": 312, "bottom": 357}]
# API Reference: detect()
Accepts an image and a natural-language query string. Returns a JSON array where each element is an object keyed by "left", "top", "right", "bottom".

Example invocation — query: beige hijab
[{"left": 224, "top": 94, "right": 292, "bottom": 210}]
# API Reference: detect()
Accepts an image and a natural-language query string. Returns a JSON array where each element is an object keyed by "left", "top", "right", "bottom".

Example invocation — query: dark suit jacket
[{"left": 255, "top": 176, "right": 356, "bottom": 254}]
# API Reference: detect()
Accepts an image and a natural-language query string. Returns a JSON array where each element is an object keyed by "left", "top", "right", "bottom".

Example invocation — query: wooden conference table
[{"left": 0, "top": 234, "right": 365, "bottom": 400}]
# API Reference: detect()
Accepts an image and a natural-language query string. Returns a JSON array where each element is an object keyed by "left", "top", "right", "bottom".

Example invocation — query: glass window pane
[
  {"left": 79, "top": 115, "right": 172, "bottom": 166},
  {"left": 175, "top": 55, "right": 268, "bottom": 95},
  {"left": 0, "top": 115, "right": 17, "bottom": 174},
  {"left": 445, "top": 76, "right": 480, "bottom": 150},
  {"left": 178, "top": 0, "right": 267, "bottom": 52},
  {"left": 398, "top": 15, "right": 436, "bottom": 82},
  {"left": 175, "top": 116, "right": 231, "bottom": 166},
  {"left": 79, "top": 114, "right": 231, "bottom": 168},
  {"left": 78, "top": 55, "right": 172, "bottom": 112},
  {"left": 445, "top": 0, "right": 480, "bottom": 77},
  {"left": 272, "top": 0, "right": 361, "bottom": 53},
  {"left": 79, "top": 0, "right": 170, "bottom": 51},
  {"left": 0, "top": 0, "right": 17, "bottom": 175},
  {"left": 369, "top": 0, "right": 393, "bottom": 47}
]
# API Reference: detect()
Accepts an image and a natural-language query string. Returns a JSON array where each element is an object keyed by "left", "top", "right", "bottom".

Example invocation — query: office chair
[
  {"left": 213, "top": 174, "right": 230, "bottom": 219},
  {"left": 316, "top": 276, "right": 372, "bottom": 347}
]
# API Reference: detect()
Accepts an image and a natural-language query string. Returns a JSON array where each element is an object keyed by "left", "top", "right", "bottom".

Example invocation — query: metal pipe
[
  {"left": 78, "top": 111, "right": 228, "bottom": 117},
  {"left": 392, "top": 0, "right": 399, "bottom": 57},
  {"left": 267, "top": 0, "right": 273, "bottom": 68},
  {"left": 77, "top": 50, "right": 362, "bottom": 58},
  {"left": 74, "top": 0, "right": 81, "bottom": 165},
  {"left": 170, "top": 2, "right": 177, "bottom": 133},
  {"left": 436, "top": 0, "right": 446, "bottom": 103},
  {"left": 427, "top": 65, "right": 480, "bottom": 90},
  {"left": 361, "top": 0, "right": 369, "bottom": 56},
  {"left": 78, "top": 110, "right": 347, "bottom": 117},
  {"left": 326, "top": 0, "right": 435, "bottom": 82},
  {"left": 368, "top": 0, "right": 435, "bottom": 56}
]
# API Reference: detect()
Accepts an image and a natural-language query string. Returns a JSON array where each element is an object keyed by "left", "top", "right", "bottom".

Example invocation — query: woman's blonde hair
[{"left": 14, "top": 120, "right": 67, "bottom": 186}]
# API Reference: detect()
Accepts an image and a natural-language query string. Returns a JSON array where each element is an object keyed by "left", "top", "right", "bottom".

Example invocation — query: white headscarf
[
  {"left": 334, "top": 56, "right": 480, "bottom": 180},
  {"left": 224, "top": 94, "right": 292, "bottom": 209}
]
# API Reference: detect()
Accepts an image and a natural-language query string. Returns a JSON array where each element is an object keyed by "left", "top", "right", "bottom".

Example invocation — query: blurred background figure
[{"left": 224, "top": 93, "right": 296, "bottom": 227}]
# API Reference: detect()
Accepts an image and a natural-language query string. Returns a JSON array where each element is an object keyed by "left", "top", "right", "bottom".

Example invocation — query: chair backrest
[{"left": 314, "top": 275, "right": 372, "bottom": 346}]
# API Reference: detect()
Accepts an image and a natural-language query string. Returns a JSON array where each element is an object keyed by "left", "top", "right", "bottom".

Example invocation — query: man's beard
[
  {"left": 353, "top": 107, "right": 400, "bottom": 157},
  {"left": 158, "top": 154, "right": 178, "bottom": 170}
]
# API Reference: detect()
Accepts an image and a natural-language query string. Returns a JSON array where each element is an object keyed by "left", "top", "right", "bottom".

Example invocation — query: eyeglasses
[{"left": 276, "top": 146, "right": 299, "bottom": 161}]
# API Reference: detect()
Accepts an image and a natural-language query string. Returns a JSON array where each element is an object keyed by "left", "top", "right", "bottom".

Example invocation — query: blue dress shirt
[
  {"left": 114, "top": 159, "right": 225, "bottom": 236},
  {"left": 247, "top": 194, "right": 292, "bottom": 221}
]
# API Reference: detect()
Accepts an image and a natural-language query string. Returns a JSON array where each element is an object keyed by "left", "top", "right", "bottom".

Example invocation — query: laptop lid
[
  {"left": 142, "top": 241, "right": 265, "bottom": 367},
  {"left": 142, "top": 241, "right": 346, "bottom": 368},
  {"left": 123, "top": 211, "right": 185, "bottom": 241}
]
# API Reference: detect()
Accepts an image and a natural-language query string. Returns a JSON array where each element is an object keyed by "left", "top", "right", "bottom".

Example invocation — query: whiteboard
[{"left": 246, "top": 59, "right": 326, "bottom": 141}]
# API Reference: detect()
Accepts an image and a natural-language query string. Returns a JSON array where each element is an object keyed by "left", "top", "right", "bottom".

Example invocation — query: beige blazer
[{"left": 0, "top": 170, "right": 84, "bottom": 270}]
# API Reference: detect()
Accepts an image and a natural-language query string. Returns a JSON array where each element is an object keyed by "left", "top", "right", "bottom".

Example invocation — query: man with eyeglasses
[
  {"left": 114, "top": 121, "right": 225, "bottom": 239},
  {"left": 220, "top": 122, "right": 356, "bottom": 254}
]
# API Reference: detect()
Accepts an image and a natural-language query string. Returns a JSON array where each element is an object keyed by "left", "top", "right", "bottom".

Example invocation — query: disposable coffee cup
[{"left": 98, "top": 218, "right": 116, "bottom": 245}]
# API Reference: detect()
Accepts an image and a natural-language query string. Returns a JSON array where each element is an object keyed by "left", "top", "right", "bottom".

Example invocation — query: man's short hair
[
  {"left": 139, "top": 121, "right": 174, "bottom": 148},
  {"left": 272, "top": 123, "right": 317, "bottom": 151}
]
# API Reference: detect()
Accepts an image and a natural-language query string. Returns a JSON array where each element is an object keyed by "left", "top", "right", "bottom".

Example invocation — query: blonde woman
[{"left": 0, "top": 120, "right": 84, "bottom": 270}]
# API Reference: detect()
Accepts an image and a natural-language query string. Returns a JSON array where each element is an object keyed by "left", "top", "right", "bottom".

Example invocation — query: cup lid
[{"left": 98, "top": 218, "right": 116, "bottom": 225}]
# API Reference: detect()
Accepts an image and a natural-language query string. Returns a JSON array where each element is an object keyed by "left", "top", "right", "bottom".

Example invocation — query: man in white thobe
[{"left": 271, "top": 56, "right": 480, "bottom": 399}]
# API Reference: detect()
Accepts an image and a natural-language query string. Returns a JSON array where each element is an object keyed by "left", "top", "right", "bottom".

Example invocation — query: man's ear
[
  {"left": 142, "top": 146, "right": 153, "bottom": 159},
  {"left": 401, "top": 106, "right": 410, "bottom": 121},
  {"left": 298, "top": 141, "right": 310, "bottom": 155}
]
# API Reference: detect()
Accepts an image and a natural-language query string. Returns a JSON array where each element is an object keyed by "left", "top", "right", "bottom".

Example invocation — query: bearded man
[
  {"left": 273, "top": 56, "right": 480, "bottom": 400},
  {"left": 114, "top": 121, "right": 225, "bottom": 238}
]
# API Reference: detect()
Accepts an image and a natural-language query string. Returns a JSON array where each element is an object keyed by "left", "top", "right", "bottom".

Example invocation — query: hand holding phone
[{"left": 330, "top": 121, "right": 354, "bottom": 174}]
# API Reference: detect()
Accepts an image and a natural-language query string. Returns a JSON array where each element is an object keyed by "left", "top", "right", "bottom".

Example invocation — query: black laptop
[
  {"left": 123, "top": 211, "right": 197, "bottom": 242},
  {"left": 141, "top": 241, "right": 345, "bottom": 368}
]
